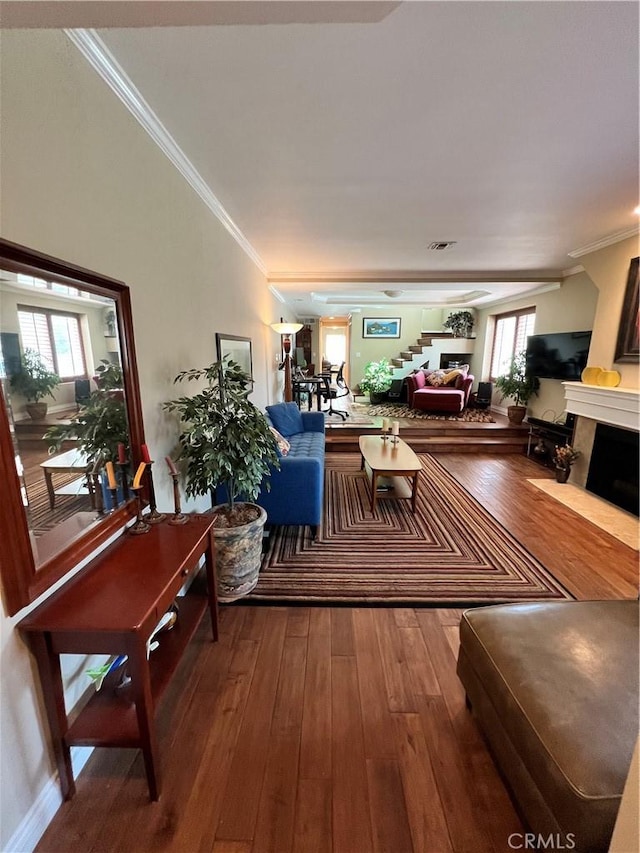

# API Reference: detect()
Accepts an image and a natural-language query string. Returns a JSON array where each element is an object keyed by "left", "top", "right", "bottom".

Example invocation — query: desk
[
  {"left": 292, "top": 376, "right": 327, "bottom": 411},
  {"left": 19, "top": 515, "right": 218, "bottom": 801},
  {"left": 40, "top": 448, "right": 91, "bottom": 509}
]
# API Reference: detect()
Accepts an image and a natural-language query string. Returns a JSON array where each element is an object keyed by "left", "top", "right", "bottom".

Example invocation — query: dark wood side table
[{"left": 19, "top": 515, "right": 218, "bottom": 802}]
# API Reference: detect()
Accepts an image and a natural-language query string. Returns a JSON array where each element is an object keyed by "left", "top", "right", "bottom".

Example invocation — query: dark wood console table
[
  {"left": 19, "top": 515, "right": 218, "bottom": 801},
  {"left": 526, "top": 417, "right": 574, "bottom": 468}
]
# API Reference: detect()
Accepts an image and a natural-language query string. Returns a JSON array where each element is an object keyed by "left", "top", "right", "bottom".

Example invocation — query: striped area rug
[{"left": 253, "top": 453, "right": 572, "bottom": 605}]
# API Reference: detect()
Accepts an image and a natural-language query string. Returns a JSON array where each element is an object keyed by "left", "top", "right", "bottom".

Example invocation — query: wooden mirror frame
[{"left": 0, "top": 238, "right": 146, "bottom": 616}]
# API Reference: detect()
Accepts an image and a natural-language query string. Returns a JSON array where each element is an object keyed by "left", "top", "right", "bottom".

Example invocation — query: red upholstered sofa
[{"left": 406, "top": 367, "right": 474, "bottom": 414}]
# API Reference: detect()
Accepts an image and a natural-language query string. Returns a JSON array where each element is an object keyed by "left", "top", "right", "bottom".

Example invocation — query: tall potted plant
[
  {"left": 494, "top": 351, "right": 539, "bottom": 425},
  {"left": 10, "top": 349, "right": 60, "bottom": 420},
  {"left": 442, "top": 310, "right": 475, "bottom": 338},
  {"left": 164, "top": 358, "right": 280, "bottom": 602},
  {"left": 359, "top": 359, "right": 394, "bottom": 404}
]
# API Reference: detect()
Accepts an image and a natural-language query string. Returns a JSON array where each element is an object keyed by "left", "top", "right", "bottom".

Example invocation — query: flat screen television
[{"left": 525, "top": 331, "right": 592, "bottom": 380}]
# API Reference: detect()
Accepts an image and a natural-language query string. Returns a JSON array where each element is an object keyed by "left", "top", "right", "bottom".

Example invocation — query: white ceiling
[{"left": 4, "top": 1, "right": 639, "bottom": 317}]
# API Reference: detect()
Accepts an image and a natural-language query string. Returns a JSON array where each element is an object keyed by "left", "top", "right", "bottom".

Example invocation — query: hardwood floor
[{"left": 35, "top": 453, "right": 638, "bottom": 853}]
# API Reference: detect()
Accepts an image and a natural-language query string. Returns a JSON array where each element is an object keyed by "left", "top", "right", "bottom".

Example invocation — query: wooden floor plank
[
  {"left": 375, "top": 608, "right": 417, "bottom": 713},
  {"left": 393, "top": 712, "right": 454, "bottom": 853},
  {"left": 299, "top": 608, "right": 332, "bottom": 781},
  {"left": 352, "top": 608, "right": 397, "bottom": 760},
  {"left": 292, "top": 778, "right": 332, "bottom": 853},
  {"left": 366, "top": 758, "right": 414, "bottom": 853},
  {"left": 252, "top": 636, "right": 307, "bottom": 853},
  {"left": 331, "top": 656, "right": 374, "bottom": 853},
  {"left": 330, "top": 607, "right": 355, "bottom": 656},
  {"left": 215, "top": 609, "right": 288, "bottom": 842}
]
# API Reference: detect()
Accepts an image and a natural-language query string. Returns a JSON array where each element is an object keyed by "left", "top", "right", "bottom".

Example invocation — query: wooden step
[
  {"left": 390, "top": 358, "right": 406, "bottom": 368},
  {"left": 400, "top": 351, "right": 415, "bottom": 360},
  {"left": 408, "top": 345, "right": 424, "bottom": 353},
  {"left": 326, "top": 434, "right": 527, "bottom": 454}
]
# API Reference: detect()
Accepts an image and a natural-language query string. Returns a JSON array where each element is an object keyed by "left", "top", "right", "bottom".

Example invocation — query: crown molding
[
  {"left": 268, "top": 284, "right": 286, "bottom": 304},
  {"left": 268, "top": 270, "right": 563, "bottom": 285},
  {"left": 568, "top": 226, "right": 640, "bottom": 259},
  {"left": 65, "top": 29, "right": 267, "bottom": 276},
  {"left": 561, "top": 264, "right": 585, "bottom": 278}
]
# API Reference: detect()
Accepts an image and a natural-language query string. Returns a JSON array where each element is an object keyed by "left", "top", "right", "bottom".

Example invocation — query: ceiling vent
[{"left": 428, "top": 241, "right": 457, "bottom": 250}]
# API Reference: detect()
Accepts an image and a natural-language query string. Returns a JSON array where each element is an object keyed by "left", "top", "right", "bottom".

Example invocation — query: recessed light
[{"left": 634, "top": 205, "right": 640, "bottom": 216}]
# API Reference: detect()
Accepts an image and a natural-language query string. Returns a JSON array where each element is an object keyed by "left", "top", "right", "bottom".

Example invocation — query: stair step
[
  {"left": 400, "top": 351, "right": 415, "bottom": 360},
  {"left": 390, "top": 358, "right": 405, "bottom": 368},
  {"left": 417, "top": 338, "right": 433, "bottom": 346},
  {"left": 408, "top": 345, "right": 424, "bottom": 353}
]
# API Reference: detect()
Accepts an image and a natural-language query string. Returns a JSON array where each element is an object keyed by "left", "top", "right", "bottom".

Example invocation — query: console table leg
[
  {"left": 127, "top": 639, "right": 161, "bottom": 801},
  {"left": 28, "top": 633, "right": 75, "bottom": 799},
  {"left": 204, "top": 532, "right": 219, "bottom": 642}
]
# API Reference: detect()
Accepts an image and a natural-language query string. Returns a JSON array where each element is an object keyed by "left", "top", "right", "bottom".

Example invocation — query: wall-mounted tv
[{"left": 525, "top": 331, "right": 592, "bottom": 380}]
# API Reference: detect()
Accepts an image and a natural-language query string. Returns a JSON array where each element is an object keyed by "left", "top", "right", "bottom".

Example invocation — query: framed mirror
[
  {"left": 215, "top": 333, "right": 253, "bottom": 381},
  {"left": 0, "top": 238, "right": 145, "bottom": 616}
]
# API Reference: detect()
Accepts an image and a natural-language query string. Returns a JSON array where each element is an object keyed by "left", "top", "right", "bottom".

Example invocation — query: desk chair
[
  {"left": 319, "top": 362, "right": 350, "bottom": 420},
  {"left": 74, "top": 379, "right": 91, "bottom": 411}
]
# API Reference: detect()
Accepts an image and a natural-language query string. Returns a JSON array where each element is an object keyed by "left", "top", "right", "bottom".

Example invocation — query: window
[
  {"left": 490, "top": 308, "right": 536, "bottom": 379},
  {"left": 17, "top": 306, "right": 86, "bottom": 380}
]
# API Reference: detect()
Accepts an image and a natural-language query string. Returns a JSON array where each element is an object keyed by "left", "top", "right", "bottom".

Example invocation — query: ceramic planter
[{"left": 211, "top": 503, "right": 267, "bottom": 603}]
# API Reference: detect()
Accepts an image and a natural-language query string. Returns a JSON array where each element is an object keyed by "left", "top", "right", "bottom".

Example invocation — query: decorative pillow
[
  {"left": 412, "top": 370, "right": 427, "bottom": 390},
  {"left": 269, "top": 426, "right": 290, "bottom": 457},
  {"left": 427, "top": 370, "right": 447, "bottom": 387},
  {"left": 443, "top": 368, "right": 464, "bottom": 386},
  {"left": 265, "top": 401, "right": 304, "bottom": 437}
]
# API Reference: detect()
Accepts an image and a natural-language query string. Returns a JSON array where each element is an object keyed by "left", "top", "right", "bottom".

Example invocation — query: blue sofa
[{"left": 257, "top": 402, "right": 325, "bottom": 538}]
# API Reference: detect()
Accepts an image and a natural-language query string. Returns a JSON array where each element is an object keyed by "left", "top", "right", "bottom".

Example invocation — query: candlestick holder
[
  {"left": 381, "top": 430, "right": 389, "bottom": 442},
  {"left": 92, "top": 471, "right": 105, "bottom": 515},
  {"left": 391, "top": 434, "right": 399, "bottom": 446},
  {"left": 118, "top": 461, "right": 130, "bottom": 500},
  {"left": 145, "top": 461, "right": 166, "bottom": 523},
  {"left": 168, "top": 473, "right": 188, "bottom": 525},
  {"left": 129, "top": 487, "right": 151, "bottom": 535},
  {"left": 109, "top": 487, "right": 118, "bottom": 510}
]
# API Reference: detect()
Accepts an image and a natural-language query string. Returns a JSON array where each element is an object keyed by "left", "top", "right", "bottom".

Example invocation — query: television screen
[{"left": 525, "top": 331, "right": 592, "bottom": 380}]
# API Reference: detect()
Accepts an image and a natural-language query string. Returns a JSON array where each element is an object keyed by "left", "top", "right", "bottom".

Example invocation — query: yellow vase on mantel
[
  {"left": 580, "top": 366, "right": 603, "bottom": 385},
  {"left": 596, "top": 370, "right": 621, "bottom": 387}
]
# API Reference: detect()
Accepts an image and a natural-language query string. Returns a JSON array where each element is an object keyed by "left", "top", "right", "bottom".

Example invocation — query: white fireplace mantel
[{"left": 563, "top": 382, "right": 640, "bottom": 432}]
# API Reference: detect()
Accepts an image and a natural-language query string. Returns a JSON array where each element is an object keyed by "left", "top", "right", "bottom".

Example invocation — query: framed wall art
[
  {"left": 362, "top": 317, "right": 401, "bottom": 339},
  {"left": 614, "top": 256, "right": 639, "bottom": 363}
]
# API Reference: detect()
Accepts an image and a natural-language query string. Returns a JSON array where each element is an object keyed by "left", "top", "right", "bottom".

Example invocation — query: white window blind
[
  {"left": 17, "top": 307, "right": 86, "bottom": 380},
  {"left": 490, "top": 309, "right": 535, "bottom": 379}
]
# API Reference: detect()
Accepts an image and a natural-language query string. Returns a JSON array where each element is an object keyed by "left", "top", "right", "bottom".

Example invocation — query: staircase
[{"left": 387, "top": 332, "right": 473, "bottom": 378}]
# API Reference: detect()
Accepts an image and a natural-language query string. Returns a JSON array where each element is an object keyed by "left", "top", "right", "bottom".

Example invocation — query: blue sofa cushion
[{"left": 265, "top": 402, "right": 304, "bottom": 437}]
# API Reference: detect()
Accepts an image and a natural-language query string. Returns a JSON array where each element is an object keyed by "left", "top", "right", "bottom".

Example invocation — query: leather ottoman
[{"left": 457, "top": 601, "right": 639, "bottom": 852}]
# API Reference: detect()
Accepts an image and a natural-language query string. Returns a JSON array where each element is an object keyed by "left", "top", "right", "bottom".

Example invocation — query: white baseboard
[{"left": 5, "top": 747, "right": 93, "bottom": 853}]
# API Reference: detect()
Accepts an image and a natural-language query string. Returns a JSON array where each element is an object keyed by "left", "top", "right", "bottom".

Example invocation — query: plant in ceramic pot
[
  {"left": 10, "top": 349, "right": 61, "bottom": 420},
  {"left": 163, "top": 358, "right": 280, "bottom": 602},
  {"left": 442, "top": 310, "right": 475, "bottom": 338},
  {"left": 45, "top": 361, "right": 128, "bottom": 463},
  {"left": 553, "top": 444, "right": 580, "bottom": 483},
  {"left": 494, "top": 351, "right": 539, "bottom": 425},
  {"left": 359, "top": 359, "right": 394, "bottom": 404}
]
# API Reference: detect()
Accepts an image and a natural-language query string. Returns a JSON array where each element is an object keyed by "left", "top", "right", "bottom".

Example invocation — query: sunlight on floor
[{"left": 528, "top": 480, "right": 639, "bottom": 551}]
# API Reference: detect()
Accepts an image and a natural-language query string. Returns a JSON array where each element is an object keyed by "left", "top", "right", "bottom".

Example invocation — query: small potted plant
[
  {"left": 45, "top": 361, "right": 128, "bottom": 464},
  {"left": 494, "top": 351, "right": 539, "bottom": 425},
  {"left": 553, "top": 444, "right": 580, "bottom": 483},
  {"left": 10, "top": 349, "right": 61, "bottom": 420},
  {"left": 442, "top": 310, "right": 475, "bottom": 338},
  {"left": 359, "top": 359, "right": 394, "bottom": 404},
  {"left": 164, "top": 358, "right": 280, "bottom": 602}
]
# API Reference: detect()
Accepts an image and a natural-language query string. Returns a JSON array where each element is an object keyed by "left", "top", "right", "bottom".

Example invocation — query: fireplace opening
[{"left": 586, "top": 423, "right": 639, "bottom": 517}]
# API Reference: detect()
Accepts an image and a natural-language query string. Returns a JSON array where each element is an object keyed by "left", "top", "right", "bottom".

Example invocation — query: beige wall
[
  {"left": 473, "top": 273, "right": 599, "bottom": 421},
  {"left": 0, "top": 29, "right": 284, "bottom": 848},
  {"left": 579, "top": 235, "right": 640, "bottom": 390}
]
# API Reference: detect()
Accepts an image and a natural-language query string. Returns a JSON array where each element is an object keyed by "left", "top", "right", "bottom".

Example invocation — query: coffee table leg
[
  {"left": 411, "top": 473, "right": 418, "bottom": 512},
  {"left": 371, "top": 471, "right": 378, "bottom": 513},
  {"left": 44, "top": 471, "right": 56, "bottom": 510}
]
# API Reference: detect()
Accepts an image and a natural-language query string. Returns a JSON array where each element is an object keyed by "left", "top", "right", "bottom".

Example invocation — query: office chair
[
  {"left": 74, "top": 378, "right": 91, "bottom": 411},
  {"left": 319, "top": 362, "right": 350, "bottom": 420}
]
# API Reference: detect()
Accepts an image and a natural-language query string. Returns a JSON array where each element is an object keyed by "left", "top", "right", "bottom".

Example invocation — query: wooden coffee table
[
  {"left": 358, "top": 435, "right": 421, "bottom": 513},
  {"left": 40, "top": 448, "right": 91, "bottom": 510}
]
